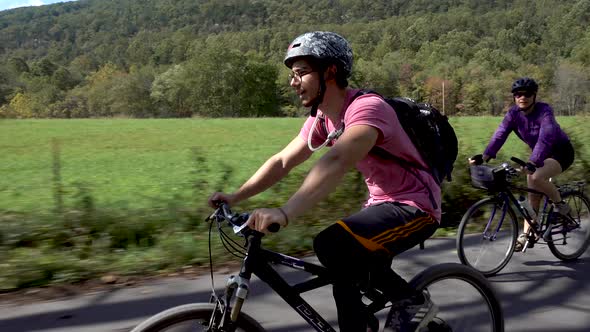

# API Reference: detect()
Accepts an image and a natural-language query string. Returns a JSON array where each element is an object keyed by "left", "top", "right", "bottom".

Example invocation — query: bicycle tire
[
  {"left": 457, "top": 197, "right": 518, "bottom": 276},
  {"left": 409, "top": 263, "right": 504, "bottom": 332},
  {"left": 130, "top": 303, "right": 266, "bottom": 332},
  {"left": 547, "top": 191, "right": 590, "bottom": 261}
]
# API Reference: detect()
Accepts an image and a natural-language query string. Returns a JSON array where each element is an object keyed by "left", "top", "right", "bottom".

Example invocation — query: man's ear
[{"left": 324, "top": 64, "right": 338, "bottom": 81}]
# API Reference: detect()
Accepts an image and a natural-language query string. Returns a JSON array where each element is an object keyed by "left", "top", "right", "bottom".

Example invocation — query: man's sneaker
[
  {"left": 384, "top": 290, "right": 438, "bottom": 332},
  {"left": 553, "top": 200, "right": 571, "bottom": 216}
]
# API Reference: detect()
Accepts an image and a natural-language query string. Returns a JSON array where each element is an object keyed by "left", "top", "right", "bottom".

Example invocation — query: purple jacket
[{"left": 484, "top": 102, "right": 570, "bottom": 167}]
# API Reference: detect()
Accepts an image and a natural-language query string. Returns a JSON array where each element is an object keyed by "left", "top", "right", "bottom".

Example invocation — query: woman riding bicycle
[
  {"left": 470, "top": 77, "right": 575, "bottom": 251},
  {"left": 208, "top": 31, "right": 440, "bottom": 332}
]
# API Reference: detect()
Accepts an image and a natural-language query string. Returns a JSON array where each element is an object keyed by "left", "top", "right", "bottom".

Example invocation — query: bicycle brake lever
[
  {"left": 231, "top": 213, "right": 251, "bottom": 234},
  {"left": 510, "top": 157, "right": 536, "bottom": 173},
  {"left": 205, "top": 208, "right": 221, "bottom": 222},
  {"left": 233, "top": 222, "right": 249, "bottom": 234}
]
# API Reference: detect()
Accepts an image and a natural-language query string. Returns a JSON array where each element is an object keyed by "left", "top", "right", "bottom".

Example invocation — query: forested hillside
[{"left": 1, "top": 0, "right": 589, "bottom": 118}]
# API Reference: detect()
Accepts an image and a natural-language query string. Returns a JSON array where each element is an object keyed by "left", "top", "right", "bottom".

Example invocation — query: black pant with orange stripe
[{"left": 313, "top": 201, "right": 438, "bottom": 332}]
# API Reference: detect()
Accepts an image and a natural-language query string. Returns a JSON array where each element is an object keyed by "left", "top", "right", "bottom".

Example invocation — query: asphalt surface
[{"left": 0, "top": 237, "right": 588, "bottom": 332}]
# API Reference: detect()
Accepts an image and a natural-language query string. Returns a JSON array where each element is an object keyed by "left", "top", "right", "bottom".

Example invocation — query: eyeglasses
[
  {"left": 513, "top": 91, "right": 534, "bottom": 98},
  {"left": 288, "top": 70, "right": 314, "bottom": 83}
]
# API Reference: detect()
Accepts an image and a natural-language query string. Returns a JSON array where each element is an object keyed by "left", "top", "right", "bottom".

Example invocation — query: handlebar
[
  {"left": 471, "top": 154, "right": 535, "bottom": 174},
  {"left": 207, "top": 202, "right": 280, "bottom": 236},
  {"left": 510, "top": 157, "right": 536, "bottom": 173}
]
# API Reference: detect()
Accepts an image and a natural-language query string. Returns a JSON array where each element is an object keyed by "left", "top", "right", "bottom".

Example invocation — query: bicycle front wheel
[
  {"left": 547, "top": 191, "right": 590, "bottom": 260},
  {"left": 410, "top": 263, "right": 504, "bottom": 332},
  {"left": 457, "top": 197, "right": 518, "bottom": 276},
  {"left": 130, "top": 303, "right": 265, "bottom": 332}
]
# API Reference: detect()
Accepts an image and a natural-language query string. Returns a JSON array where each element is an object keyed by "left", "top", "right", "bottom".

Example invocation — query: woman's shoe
[{"left": 514, "top": 233, "right": 527, "bottom": 251}]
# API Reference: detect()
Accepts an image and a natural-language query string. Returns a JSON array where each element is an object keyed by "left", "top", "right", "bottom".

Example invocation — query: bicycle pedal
[{"left": 526, "top": 237, "right": 537, "bottom": 248}]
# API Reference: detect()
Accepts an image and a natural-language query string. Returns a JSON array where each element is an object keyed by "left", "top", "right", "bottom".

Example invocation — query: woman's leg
[{"left": 524, "top": 158, "right": 562, "bottom": 234}]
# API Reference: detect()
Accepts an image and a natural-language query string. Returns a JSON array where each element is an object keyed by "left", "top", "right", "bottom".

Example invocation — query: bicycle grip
[
  {"left": 268, "top": 223, "right": 280, "bottom": 233},
  {"left": 510, "top": 157, "right": 527, "bottom": 166},
  {"left": 470, "top": 154, "right": 484, "bottom": 165}
]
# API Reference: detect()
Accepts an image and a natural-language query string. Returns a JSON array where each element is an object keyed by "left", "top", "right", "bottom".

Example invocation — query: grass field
[
  {"left": 1, "top": 118, "right": 305, "bottom": 213},
  {"left": 1, "top": 116, "right": 589, "bottom": 290}
]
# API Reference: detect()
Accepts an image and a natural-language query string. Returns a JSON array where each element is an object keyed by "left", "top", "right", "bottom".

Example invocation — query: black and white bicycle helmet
[
  {"left": 511, "top": 77, "right": 539, "bottom": 93},
  {"left": 284, "top": 31, "right": 353, "bottom": 77}
]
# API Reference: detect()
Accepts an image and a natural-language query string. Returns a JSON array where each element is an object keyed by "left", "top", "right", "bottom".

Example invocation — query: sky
[{"left": 0, "top": 0, "right": 77, "bottom": 11}]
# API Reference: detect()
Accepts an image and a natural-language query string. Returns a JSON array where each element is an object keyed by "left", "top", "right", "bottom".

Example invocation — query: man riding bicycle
[{"left": 208, "top": 31, "right": 441, "bottom": 332}]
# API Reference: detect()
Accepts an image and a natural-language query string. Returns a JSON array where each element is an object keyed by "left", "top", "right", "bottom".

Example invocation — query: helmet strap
[{"left": 310, "top": 71, "right": 327, "bottom": 117}]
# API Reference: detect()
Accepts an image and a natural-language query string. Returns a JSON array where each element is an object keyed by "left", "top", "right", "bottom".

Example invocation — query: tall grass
[{"left": 1, "top": 116, "right": 589, "bottom": 290}]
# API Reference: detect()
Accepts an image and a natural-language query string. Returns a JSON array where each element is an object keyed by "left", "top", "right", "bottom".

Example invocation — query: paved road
[{"left": 1, "top": 237, "right": 588, "bottom": 332}]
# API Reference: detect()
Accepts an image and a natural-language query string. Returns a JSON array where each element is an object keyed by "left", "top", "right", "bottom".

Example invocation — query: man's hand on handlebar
[
  {"left": 245, "top": 208, "right": 288, "bottom": 234},
  {"left": 208, "top": 192, "right": 238, "bottom": 208}
]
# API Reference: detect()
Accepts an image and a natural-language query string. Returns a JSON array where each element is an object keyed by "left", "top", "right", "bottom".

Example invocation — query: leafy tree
[
  {"left": 8, "top": 92, "right": 41, "bottom": 118},
  {"left": 52, "top": 67, "right": 78, "bottom": 91},
  {"left": 571, "top": 29, "right": 590, "bottom": 66},
  {"left": 109, "top": 66, "right": 156, "bottom": 117},
  {"left": 1, "top": 0, "right": 590, "bottom": 117},
  {"left": 126, "top": 30, "right": 156, "bottom": 65},
  {"left": 151, "top": 64, "right": 194, "bottom": 117},
  {"left": 30, "top": 59, "right": 58, "bottom": 77},
  {"left": 7, "top": 57, "right": 29, "bottom": 74},
  {"left": 239, "top": 60, "right": 280, "bottom": 117},
  {"left": 470, "top": 48, "right": 519, "bottom": 74},
  {"left": 82, "top": 63, "right": 126, "bottom": 117},
  {"left": 353, "top": 57, "right": 400, "bottom": 97},
  {"left": 178, "top": 42, "right": 280, "bottom": 117},
  {"left": 0, "top": 65, "right": 18, "bottom": 104},
  {"left": 69, "top": 55, "right": 99, "bottom": 76}
]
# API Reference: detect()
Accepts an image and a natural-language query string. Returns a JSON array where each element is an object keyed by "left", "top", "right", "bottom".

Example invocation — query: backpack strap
[{"left": 350, "top": 90, "right": 439, "bottom": 210}]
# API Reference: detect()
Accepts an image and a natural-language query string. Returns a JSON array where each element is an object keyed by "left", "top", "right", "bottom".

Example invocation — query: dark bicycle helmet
[
  {"left": 284, "top": 31, "right": 353, "bottom": 77},
  {"left": 511, "top": 77, "right": 539, "bottom": 93}
]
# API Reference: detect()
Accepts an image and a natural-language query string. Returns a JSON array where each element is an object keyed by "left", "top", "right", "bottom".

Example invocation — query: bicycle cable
[
  {"left": 218, "top": 228, "right": 247, "bottom": 258},
  {"left": 208, "top": 219, "right": 217, "bottom": 297}
]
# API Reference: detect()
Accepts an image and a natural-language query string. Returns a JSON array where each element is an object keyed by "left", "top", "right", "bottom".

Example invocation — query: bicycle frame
[
  {"left": 206, "top": 204, "right": 395, "bottom": 332},
  {"left": 235, "top": 234, "right": 339, "bottom": 332},
  {"left": 485, "top": 184, "right": 558, "bottom": 248}
]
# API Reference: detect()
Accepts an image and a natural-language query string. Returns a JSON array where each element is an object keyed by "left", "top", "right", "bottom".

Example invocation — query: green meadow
[{"left": 1, "top": 117, "right": 589, "bottom": 290}]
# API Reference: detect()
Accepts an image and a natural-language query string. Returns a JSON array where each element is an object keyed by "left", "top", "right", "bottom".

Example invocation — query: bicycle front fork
[
  {"left": 207, "top": 274, "right": 251, "bottom": 331},
  {"left": 228, "top": 274, "right": 250, "bottom": 322}
]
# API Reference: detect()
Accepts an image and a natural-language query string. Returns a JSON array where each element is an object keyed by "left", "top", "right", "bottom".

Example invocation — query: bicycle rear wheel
[
  {"left": 130, "top": 303, "right": 265, "bottom": 332},
  {"left": 410, "top": 263, "right": 504, "bottom": 332},
  {"left": 457, "top": 197, "right": 518, "bottom": 276},
  {"left": 547, "top": 191, "right": 590, "bottom": 260}
]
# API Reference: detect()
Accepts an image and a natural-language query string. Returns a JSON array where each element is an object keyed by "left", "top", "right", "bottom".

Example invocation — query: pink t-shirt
[{"left": 299, "top": 89, "right": 442, "bottom": 222}]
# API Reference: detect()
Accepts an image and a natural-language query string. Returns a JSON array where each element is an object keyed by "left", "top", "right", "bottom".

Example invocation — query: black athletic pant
[{"left": 313, "top": 202, "right": 438, "bottom": 332}]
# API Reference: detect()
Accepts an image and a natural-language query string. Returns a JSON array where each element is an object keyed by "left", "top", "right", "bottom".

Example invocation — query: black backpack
[{"left": 352, "top": 90, "right": 459, "bottom": 186}]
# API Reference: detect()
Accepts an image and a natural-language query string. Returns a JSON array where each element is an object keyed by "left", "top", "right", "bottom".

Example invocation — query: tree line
[{"left": 0, "top": 0, "right": 589, "bottom": 118}]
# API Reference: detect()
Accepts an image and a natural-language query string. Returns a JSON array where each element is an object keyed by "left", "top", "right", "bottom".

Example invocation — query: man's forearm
[
  {"left": 282, "top": 152, "right": 350, "bottom": 221},
  {"left": 233, "top": 155, "right": 292, "bottom": 203}
]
